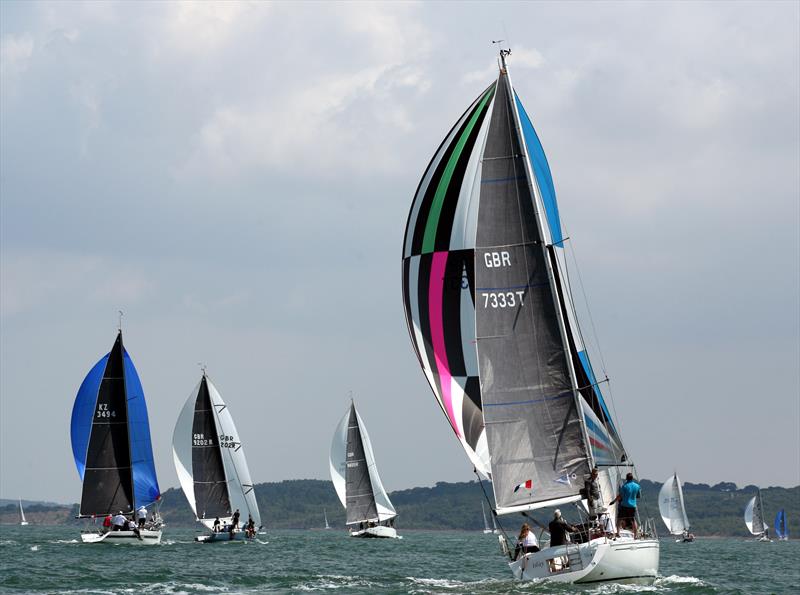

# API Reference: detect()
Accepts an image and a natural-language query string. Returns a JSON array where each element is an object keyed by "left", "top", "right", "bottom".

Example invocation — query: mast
[{"left": 503, "top": 52, "right": 594, "bottom": 475}]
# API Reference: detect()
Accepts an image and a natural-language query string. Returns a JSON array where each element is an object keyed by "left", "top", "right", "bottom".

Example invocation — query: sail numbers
[
  {"left": 218, "top": 434, "right": 238, "bottom": 449},
  {"left": 481, "top": 291, "right": 525, "bottom": 308},
  {"left": 193, "top": 433, "right": 215, "bottom": 446},
  {"left": 95, "top": 403, "right": 116, "bottom": 418}
]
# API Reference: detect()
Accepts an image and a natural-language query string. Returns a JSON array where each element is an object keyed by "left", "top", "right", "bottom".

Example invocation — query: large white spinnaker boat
[
  {"left": 659, "top": 472, "right": 693, "bottom": 542},
  {"left": 329, "top": 401, "right": 400, "bottom": 538},
  {"left": 70, "top": 328, "right": 163, "bottom": 545},
  {"left": 401, "top": 48, "right": 659, "bottom": 584},
  {"left": 744, "top": 489, "right": 770, "bottom": 542},
  {"left": 172, "top": 371, "right": 261, "bottom": 542}
]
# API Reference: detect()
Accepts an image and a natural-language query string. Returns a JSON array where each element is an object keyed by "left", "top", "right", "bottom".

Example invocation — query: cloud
[
  {"left": 0, "top": 251, "right": 154, "bottom": 319},
  {"left": 0, "top": 33, "right": 34, "bottom": 76}
]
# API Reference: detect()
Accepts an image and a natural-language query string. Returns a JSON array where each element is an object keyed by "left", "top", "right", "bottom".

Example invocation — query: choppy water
[{"left": 0, "top": 526, "right": 797, "bottom": 594}]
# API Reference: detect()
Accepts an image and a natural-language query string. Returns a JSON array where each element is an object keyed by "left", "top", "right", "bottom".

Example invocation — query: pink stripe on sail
[{"left": 429, "top": 252, "right": 461, "bottom": 438}]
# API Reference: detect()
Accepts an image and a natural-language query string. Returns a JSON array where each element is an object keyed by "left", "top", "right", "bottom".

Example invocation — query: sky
[{"left": 1, "top": 1, "right": 798, "bottom": 506}]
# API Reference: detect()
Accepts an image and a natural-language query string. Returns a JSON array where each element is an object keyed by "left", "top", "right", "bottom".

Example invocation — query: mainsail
[
  {"left": 658, "top": 472, "right": 690, "bottom": 535},
  {"left": 70, "top": 331, "right": 160, "bottom": 517},
  {"left": 744, "top": 490, "right": 768, "bottom": 535},
  {"left": 172, "top": 373, "right": 260, "bottom": 529},
  {"left": 402, "top": 54, "right": 627, "bottom": 514},
  {"left": 329, "top": 402, "right": 396, "bottom": 525}
]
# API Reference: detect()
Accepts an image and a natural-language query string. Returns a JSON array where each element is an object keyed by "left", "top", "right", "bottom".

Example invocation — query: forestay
[{"left": 172, "top": 374, "right": 260, "bottom": 529}]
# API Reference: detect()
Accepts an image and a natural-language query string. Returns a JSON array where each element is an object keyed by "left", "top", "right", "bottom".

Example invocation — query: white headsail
[
  {"left": 658, "top": 473, "right": 690, "bottom": 535},
  {"left": 744, "top": 491, "right": 768, "bottom": 536}
]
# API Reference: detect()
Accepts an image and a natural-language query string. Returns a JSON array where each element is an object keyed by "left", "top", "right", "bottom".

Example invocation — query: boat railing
[{"left": 639, "top": 517, "right": 658, "bottom": 540}]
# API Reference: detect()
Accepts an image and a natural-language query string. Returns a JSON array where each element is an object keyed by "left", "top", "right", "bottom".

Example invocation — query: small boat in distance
[
  {"left": 329, "top": 401, "right": 400, "bottom": 538},
  {"left": 482, "top": 501, "right": 492, "bottom": 534},
  {"left": 775, "top": 509, "right": 789, "bottom": 541},
  {"left": 744, "top": 489, "right": 770, "bottom": 541},
  {"left": 172, "top": 370, "right": 261, "bottom": 543},
  {"left": 324, "top": 508, "right": 331, "bottom": 530},
  {"left": 18, "top": 499, "right": 28, "bottom": 526},
  {"left": 658, "top": 472, "right": 694, "bottom": 542},
  {"left": 70, "top": 329, "right": 162, "bottom": 545}
]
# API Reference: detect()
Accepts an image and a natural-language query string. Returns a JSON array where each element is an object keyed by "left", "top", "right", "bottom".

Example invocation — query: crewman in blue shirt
[{"left": 611, "top": 473, "right": 641, "bottom": 537}]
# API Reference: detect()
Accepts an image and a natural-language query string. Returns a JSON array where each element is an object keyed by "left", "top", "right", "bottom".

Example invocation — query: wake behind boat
[
  {"left": 329, "top": 401, "right": 400, "bottom": 539},
  {"left": 172, "top": 370, "right": 261, "bottom": 543},
  {"left": 401, "top": 48, "right": 658, "bottom": 584},
  {"left": 70, "top": 329, "right": 163, "bottom": 545}
]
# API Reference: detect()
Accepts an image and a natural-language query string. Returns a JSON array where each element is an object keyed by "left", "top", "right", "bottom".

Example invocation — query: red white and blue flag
[{"left": 513, "top": 479, "right": 533, "bottom": 493}]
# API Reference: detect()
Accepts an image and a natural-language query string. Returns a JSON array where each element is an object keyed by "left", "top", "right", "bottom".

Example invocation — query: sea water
[{"left": 0, "top": 526, "right": 797, "bottom": 594}]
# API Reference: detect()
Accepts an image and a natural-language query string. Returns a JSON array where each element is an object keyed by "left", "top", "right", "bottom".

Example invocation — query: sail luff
[{"left": 504, "top": 65, "right": 594, "bottom": 478}]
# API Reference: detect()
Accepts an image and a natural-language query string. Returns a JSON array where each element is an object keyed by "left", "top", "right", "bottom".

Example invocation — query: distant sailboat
[
  {"left": 172, "top": 371, "right": 261, "bottom": 542},
  {"left": 18, "top": 499, "right": 28, "bottom": 526},
  {"left": 70, "top": 329, "right": 162, "bottom": 545},
  {"left": 481, "top": 501, "right": 492, "bottom": 534},
  {"left": 658, "top": 473, "right": 693, "bottom": 542},
  {"left": 744, "top": 489, "right": 770, "bottom": 541},
  {"left": 401, "top": 47, "right": 659, "bottom": 583},
  {"left": 775, "top": 509, "right": 788, "bottom": 541},
  {"left": 329, "top": 401, "right": 400, "bottom": 538},
  {"left": 324, "top": 508, "right": 331, "bottom": 530}
]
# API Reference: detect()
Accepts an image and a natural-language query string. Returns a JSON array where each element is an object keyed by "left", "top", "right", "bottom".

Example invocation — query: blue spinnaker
[
  {"left": 70, "top": 355, "right": 109, "bottom": 480},
  {"left": 515, "top": 92, "right": 563, "bottom": 246},
  {"left": 124, "top": 350, "right": 161, "bottom": 507}
]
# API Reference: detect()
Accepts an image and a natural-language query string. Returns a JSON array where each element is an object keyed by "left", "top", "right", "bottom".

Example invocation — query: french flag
[{"left": 514, "top": 479, "right": 533, "bottom": 493}]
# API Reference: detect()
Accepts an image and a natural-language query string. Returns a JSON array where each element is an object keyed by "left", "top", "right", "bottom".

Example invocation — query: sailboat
[
  {"left": 324, "top": 508, "right": 332, "bottom": 530},
  {"left": 401, "top": 48, "right": 659, "bottom": 584},
  {"left": 329, "top": 401, "right": 400, "bottom": 538},
  {"left": 744, "top": 489, "right": 770, "bottom": 541},
  {"left": 18, "top": 499, "right": 28, "bottom": 526},
  {"left": 775, "top": 509, "right": 789, "bottom": 541},
  {"left": 658, "top": 473, "right": 693, "bottom": 542},
  {"left": 172, "top": 371, "right": 261, "bottom": 542},
  {"left": 482, "top": 501, "right": 493, "bottom": 534},
  {"left": 70, "top": 329, "right": 162, "bottom": 544}
]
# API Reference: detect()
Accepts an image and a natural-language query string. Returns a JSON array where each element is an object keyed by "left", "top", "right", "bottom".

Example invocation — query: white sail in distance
[
  {"left": 658, "top": 473, "right": 690, "bottom": 535},
  {"left": 329, "top": 402, "right": 396, "bottom": 524}
]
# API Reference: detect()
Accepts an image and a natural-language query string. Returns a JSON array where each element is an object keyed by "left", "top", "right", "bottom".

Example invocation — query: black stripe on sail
[
  {"left": 462, "top": 375, "right": 484, "bottom": 450},
  {"left": 192, "top": 377, "right": 231, "bottom": 519},
  {"left": 80, "top": 332, "right": 134, "bottom": 516},
  {"left": 345, "top": 405, "right": 378, "bottom": 524},
  {"left": 432, "top": 94, "right": 494, "bottom": 253},
  {"left": 401, "top": 258, "right": 423, "bottom": 369},
  {"left": 442, "top": 250, "right": 470, "bottom": 378},
  {"left": 407, "top": 83, "right": 496, "bottom": 257}
]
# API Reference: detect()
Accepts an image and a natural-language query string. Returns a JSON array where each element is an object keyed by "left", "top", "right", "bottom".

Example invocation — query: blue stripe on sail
[
  {"left": 70, "top": 355, "right": 108, "bottom": 480},
  {"left": 124, "top": 350, "right": 161, "bottom": 507},
  {"left": 577, "top": 350, "right": 617, "bottom": 433},
  {"left": 514, "top": 93, "right": 563, "bottom": 246}
]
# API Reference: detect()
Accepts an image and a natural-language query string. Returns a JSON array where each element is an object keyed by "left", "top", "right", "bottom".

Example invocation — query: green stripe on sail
[{"left": 421, "top": 85, "right": 495, "bottom": 254}]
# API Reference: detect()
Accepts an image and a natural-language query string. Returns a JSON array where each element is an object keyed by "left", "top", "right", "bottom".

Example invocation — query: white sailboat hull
[
  {"left": 80, "top": 529, "right": 162, "bottom": 545},
  {"left": 510, "top": 536, "right": 659, "bottom": 584},
  {"left": 350, "top": 526, "right": 400, "bottom": 539}
]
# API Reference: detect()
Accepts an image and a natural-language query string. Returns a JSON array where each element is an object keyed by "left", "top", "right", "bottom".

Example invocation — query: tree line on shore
[{"left": 2, "top": 479, "right": 796, "bottom": 538}]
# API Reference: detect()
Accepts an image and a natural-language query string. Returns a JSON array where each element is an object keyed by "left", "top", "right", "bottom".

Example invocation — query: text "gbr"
[{"left": 484, "top": 251, "right": 511, "bottom": 268}]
